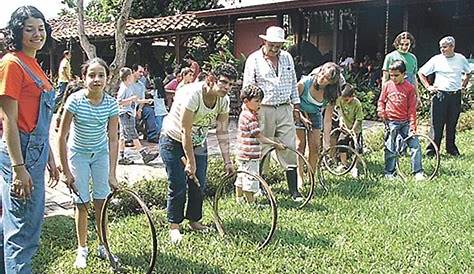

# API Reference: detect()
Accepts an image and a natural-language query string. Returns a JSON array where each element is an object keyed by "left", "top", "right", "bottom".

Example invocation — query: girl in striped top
[{"left": 57, "top": 58, "right": 119, "bottom": 268}]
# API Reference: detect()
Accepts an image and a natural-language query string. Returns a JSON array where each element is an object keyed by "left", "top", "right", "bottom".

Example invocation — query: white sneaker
[
  {"left": 169, "top": 229, "right": 183, "bottom": 244},
  {"left": 351, "top": 167, "right": 359, "bottom": 178},
  {"left": 414, "top": 172, "right": 426, "bottom": 181},
  {"left": 74, "top": 246, "right": 88, "bottom": 269},
  {"left": 385, "top": 174, "right": 396, "bottom": 180},
  {"left": 236, "top": 196, "right": 245, "bottom": 204}
]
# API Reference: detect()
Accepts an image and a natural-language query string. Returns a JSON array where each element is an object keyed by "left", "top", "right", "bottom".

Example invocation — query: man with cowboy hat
[{"left": 243, "top": 26, "right": 303, "bottom": 202}]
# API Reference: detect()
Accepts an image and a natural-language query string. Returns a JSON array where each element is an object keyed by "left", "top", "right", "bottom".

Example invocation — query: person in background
[
  {"left": 184, "top": 53, "right": 201, "bottom": 82},
  {"left": 116, "top": 67, "right": 158, "bottom": 165},
  {"left": 382, "top": 31, "right": 419, "bottom": 100},
  {"left": 0, "top": 6, "right": 60, "bottom": 272},
  {"left": 418, "top": 36, "right": 471, "bottom": 157},
  {"left": 55, "top": 49, "right": 72, "bottom": 111}
]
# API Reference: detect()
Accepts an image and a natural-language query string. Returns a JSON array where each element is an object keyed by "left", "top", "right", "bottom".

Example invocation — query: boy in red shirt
[
  {"left": 236, "top": 85, "right": 286, "bottom": 203},
  {"left": 378, "top": 60, "right": 425, "bottom": 180}
]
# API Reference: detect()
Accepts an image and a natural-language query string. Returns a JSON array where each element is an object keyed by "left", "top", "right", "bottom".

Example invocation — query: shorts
[
  {"left": 119, "top": 113, "right": 139, "bottom": 141},
  {"left": 335, "top": 131, "right": 363, "bottom": 154},
  {"left": 295, "top": 111, "right": 322, "bottom": 130},
  {"left": 69, "top": 150, "right": 111, "bottom": 204},
  {"left": 235, "top": 159, "right": 260, "bottom": 193}
]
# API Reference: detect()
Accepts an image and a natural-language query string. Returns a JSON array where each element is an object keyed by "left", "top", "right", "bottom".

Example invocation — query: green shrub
[
  {"left": 364, "top": 127, "right": 385, "bottom": 152},
  {"left": 457, "top": 109, "right": 474, "bottom": 132}
]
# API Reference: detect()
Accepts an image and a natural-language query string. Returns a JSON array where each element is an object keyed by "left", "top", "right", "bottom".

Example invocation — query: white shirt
[
  {"left": 161, "top": 82, "right": 229, "bottom": 146},
  {"left": 243, "top": 48, "right": 299, "bottom": 105},
  {"left": 419, "top": 53, "right": 471, "bottom": 91}
]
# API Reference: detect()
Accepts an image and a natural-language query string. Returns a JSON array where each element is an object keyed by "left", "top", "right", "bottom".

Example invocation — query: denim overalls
[{"left": 0, "top": 57, "right": 55, "bottom": 273}]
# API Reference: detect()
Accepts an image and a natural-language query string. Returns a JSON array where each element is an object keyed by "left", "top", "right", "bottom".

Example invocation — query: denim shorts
[
  {"left": 295, "top": 111, "right": 322, "bottom": 130},
  {"left": 69, "top": 150, "right": 110, "bottom": 203},
  {"left": 119, "top": 113, "right": 139, "bottom": 141}
]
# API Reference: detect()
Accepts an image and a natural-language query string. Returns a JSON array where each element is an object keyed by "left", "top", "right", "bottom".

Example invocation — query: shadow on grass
[{"left": 219, "top": 218, "right": 332, "bottom": 249}]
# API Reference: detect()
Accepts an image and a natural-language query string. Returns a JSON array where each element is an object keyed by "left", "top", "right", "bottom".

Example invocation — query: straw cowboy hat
[{"left": 259, "top": 26, "right": 287, "bottom": 43}]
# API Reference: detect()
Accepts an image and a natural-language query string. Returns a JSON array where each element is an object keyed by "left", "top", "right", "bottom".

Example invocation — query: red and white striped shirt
[{"left": 237, "top": 106, "right": 261, "bottom": 160}]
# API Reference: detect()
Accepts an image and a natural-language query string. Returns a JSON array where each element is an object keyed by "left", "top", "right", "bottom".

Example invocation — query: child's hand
[
  {"left": 61, "top": 171, "right": 77, "bottom": 194},
  {"left": 427, "top": 85, "right": 438, "bottom": 95},
  {"left": 274, "top": 142, "right": 287, "bottom": 150},
  {"left": 47, "top": 163, "right": 61, "bottom": 188},
  {"left": 109, "top": 176, "right": 119, "bottom": 191},
  {"left": 301, "top": 116, "right": 313, "bottom": 131}
]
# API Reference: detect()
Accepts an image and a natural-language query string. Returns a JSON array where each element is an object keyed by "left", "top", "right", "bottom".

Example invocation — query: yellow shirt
[{"left": 58, "top": 57, "right": 71, "bottom": 83}]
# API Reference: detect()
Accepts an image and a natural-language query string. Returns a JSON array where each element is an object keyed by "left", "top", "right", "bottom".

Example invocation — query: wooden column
[
  {"left": 353, "top": 10, "right": 359, "bottom": 61},
  {"left": 174, "top": 34, "right": 181, "bottom": 64},
  {"left": 332, "top": 9, "right": 339, "bottom": 62},
  {"left": 403, "top": 7, "right": 409, "bottom": 31}
]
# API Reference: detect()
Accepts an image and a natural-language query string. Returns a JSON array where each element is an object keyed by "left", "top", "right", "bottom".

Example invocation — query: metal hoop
[
  {"left": 260, "top": 146, "right": 317, "bottom": 208},
  {"left": 100, "top": 188, "right": 158, "bottom": 274},
  {"left": 396, "top": 133, "right": 440, "bottom": 181},
  {"left": 213, "top": 170, "right": 277, "bottom": 250}
]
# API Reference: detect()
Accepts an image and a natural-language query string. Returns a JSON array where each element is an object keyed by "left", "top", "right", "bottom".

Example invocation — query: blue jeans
[
  {"left": 141, "top": 105, "right": 158, "bottom": 141},
  {"left": 54, "top": 81, "right": 68, "bottom": 111},
  {"left": 384, "top": 121, "right": 422, "bottom": 175},
  {"left": 155, "top": 115, "right": 166, "bottom": 137},
  {"left": 159, "top": 134, "right": 208, "bottom": 224},
  {"left": 0, "top": 80, "right": 55, "bottom": 272}
]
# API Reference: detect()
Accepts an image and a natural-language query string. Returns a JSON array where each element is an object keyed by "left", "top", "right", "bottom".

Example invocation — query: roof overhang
[{"left": 194, "top": 0, "right": 457, "bottom": 18}]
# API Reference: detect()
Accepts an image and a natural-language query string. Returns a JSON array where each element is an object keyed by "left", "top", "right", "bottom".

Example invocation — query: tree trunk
[
  {"left": 76, "top": 0, "right": 97, "bottom": 59},
  {"left": 76, "top": 0, "right": 134, "bottom": 94},
  {"left": 108, "top": 0, "right": 133, "bottom": 94}
]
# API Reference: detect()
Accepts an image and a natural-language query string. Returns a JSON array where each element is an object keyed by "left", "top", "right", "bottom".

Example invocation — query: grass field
[{"left": 34, "top": 130, "right": 474, "bottom": 274}]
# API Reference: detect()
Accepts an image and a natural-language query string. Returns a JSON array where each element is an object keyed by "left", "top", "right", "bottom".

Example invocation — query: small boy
[
  {"left": 236, "top": 85, "right": 286, "bottom": 203},
  {"left": 377, "top": 60, "right": 424, "bottom": 180},
  {"left": 335, "top": 83, "right": 364, "bottom": 178}
]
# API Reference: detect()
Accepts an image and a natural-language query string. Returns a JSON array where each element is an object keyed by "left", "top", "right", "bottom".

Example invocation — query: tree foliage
[{"left": 72, "top": 0, "right": 223, "bottom": 22}]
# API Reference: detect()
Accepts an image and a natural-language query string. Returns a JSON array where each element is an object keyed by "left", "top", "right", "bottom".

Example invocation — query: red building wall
[{"left": 234, "top": 17, "right": 278, "bottom": 58}]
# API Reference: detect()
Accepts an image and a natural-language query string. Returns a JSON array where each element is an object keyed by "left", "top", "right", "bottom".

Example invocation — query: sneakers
[
  {"left": 414, "top": 172, "right": 426, "bottom": 181},
  {"left": 350, "top": 167, "right": 359, "bottom": 178},
  {"left": 74, "top": 246, "right": 88, "bottom": 269},
  {"left": 140, "top": 150, "right": 159, "bottom": 164},
  {"left": 97, "top": 244, "right": 119, "bottom": 264},
  {"left": 291, "top": 191, "right": 304, "bottom": 202},
  {"left": 170, "top": 229, "right": 183, "bottom": 244},
  {"left": 118, "top": 157, "right": 134, "bottom": 165},
  {"left": 384, "top": 174, "right": 396, "bottom": 180}
]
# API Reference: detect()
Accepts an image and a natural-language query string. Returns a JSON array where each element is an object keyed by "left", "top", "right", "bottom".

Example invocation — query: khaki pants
[{"left": 259, "top": 104, "right": 297, "bottom": 169}]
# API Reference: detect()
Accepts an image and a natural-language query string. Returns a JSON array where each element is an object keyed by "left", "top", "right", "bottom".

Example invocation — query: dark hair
[
  {"left": 63, "top": 50, "right": 70, "bottom": 56},
  {"left": 81, "top": 58, "right": 110, "bottom": 78},
  {"left": 389, "top": 60, "right": 406, "bottom": 73},
  {"left": 341, "top": 83, "right": 355, "bottom": 97},
  {"left": 212, "top": 63, "right": 238, "bottom": 81},
  {"left": 131, "top": 64, "right": 141, "bottom": 72},
  {"left": 393, "top": 31, "right": 416, "bottom": 50},
  {"left": 184, "top": 53, "right": 193, "bottom": 60},
  {"left": 55, "top": 80, "right": 85, "bottom": 132},
  {"left": 5, "top": 6, "right": 52, "bottom": 51},
  {"left": 152, "top": 77, "right": 166, "bottom": 98},
  {"left": 197, "top": 71, "right": 208, "bottom": 82},
  {"left": 240, "top": 84, "right": 264, "bottom": 101}
]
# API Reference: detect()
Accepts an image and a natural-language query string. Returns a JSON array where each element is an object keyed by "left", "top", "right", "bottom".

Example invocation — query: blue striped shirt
[{"left": 65, "top": 90, "right": 119, "bottom": 153}]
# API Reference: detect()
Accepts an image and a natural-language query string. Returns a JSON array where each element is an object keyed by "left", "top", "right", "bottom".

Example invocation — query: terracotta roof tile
[{"left": 49, "top": 13, "right": 223, "bottom": 41}]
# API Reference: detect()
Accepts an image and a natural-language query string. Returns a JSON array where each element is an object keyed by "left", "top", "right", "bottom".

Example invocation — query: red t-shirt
[
  {"left": 0, "top": 51, "right": 52, "bottom": 133},
  {"left": 377, "top": 79, "right": 417, "bottom": 132}
]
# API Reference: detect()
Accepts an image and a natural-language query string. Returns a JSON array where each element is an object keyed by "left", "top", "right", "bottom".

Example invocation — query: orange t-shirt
[{"left": 0, "top": 51, "right": 53, "bottom": 133}]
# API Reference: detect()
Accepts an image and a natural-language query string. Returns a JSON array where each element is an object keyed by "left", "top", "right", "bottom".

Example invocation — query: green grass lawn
[{"left": 34, "top": 130, "right": 474, "bottom": 274}]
